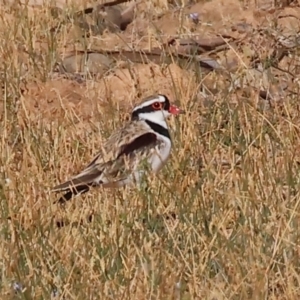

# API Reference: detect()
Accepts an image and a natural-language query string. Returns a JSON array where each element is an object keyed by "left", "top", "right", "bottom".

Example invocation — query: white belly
[
  {"left": 149, "top": 138, "right": 172, "bottom": 173},
  {"left": 101, "top": 134, "right": 172, "bottom": 188}
]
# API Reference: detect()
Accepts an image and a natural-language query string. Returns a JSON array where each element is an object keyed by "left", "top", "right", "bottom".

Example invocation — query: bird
[{"left": 52, "top": 94, "right": 184, "bottom": 204}]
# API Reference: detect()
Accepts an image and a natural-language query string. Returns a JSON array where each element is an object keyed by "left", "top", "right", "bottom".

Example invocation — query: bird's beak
[{"left": 169, "top": 104, "right": 185, "bottom": 115}]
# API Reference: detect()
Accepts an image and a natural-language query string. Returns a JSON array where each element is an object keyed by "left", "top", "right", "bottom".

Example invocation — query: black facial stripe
[
  {"left": 131, "top": 95, "right": 170, "bottom": 120},
  {"left": 145, "top": 120, "right": 171, "bottom": 140},
  {"left": 131, "top": 106, "right": 160, "bottom": 119},
  {"left": 163, "top": 95, "right": 170, "bottom": 111}
]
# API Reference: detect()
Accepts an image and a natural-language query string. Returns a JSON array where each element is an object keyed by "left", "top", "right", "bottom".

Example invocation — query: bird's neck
[{"left": 144, "top": 119, "right": 170, "bottom": 140}]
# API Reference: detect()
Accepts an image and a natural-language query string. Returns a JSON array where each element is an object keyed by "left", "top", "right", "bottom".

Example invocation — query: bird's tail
[
  {"left": 54, "top": 184, "right": 91, "bottom": 204},
  {"left": 52, "top": 167, "right": 103, "bottom": 204}
]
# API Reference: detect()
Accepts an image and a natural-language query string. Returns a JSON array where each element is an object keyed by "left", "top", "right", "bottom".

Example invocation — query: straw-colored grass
[{"left": 1, "top": 0, "right": 300, "bottom": 299}]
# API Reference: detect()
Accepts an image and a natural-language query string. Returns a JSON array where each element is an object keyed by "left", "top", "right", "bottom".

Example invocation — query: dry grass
[{"left": 1, "top": 0, "right": 300, "bottom": 299}]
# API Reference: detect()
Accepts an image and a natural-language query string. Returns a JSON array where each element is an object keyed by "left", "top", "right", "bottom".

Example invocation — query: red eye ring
[{"left": 152, "top": 102, "right": 162, "bottom": 110}]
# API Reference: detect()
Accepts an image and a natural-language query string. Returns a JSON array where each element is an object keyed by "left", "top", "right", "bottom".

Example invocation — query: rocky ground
[
  {"left": 2, "top": 0, "right": 300, "bottom": 122},
  {"left": 1, "top": 0, "right": 300, "bottom": 299}
]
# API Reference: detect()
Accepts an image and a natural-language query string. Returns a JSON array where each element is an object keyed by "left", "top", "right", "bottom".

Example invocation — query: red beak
[{"left": 169, "top": 104, "right": 185, "bottom": 115}]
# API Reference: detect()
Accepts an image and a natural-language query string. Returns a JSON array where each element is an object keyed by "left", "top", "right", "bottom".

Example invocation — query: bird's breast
[{"left": 149, "top": 139, "right": 172, "bottom": 173}]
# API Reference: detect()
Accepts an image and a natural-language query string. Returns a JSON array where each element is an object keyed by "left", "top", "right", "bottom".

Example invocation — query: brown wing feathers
[
  {"left": 52, "top": 131, "right": 158, "bottom": 203},
  {"left": 117, "top": 132, "right": 157, "bottom": 157}
]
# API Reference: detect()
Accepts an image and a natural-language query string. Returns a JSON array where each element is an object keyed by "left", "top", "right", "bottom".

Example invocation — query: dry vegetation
[{"left": 1, "top": 0, "right": 300, "bottom": 298}]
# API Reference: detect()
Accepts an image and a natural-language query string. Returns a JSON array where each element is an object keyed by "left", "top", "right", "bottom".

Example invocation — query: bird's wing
[{"left": 52, "top": 121, "right": 161, "bottom": 192}]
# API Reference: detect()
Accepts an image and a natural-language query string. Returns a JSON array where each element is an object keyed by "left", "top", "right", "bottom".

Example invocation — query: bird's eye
[{"left": 152, "top": 102, "right": 162, "bottom": 110}]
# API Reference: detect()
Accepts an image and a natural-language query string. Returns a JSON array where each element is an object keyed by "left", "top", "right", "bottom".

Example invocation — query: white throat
[
  {"left": 139, "top": 111, "right": 169, "bottom": 129},
  {"left": 138, "top": 110, "right": 172, "bottom": 174}
]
